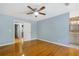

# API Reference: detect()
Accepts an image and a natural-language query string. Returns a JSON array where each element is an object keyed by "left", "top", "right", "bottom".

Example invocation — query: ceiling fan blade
[
  {"left": 27, "top": 6, "right": 35, "bottom": 11},
  {"left": 38, "top": 6, "right": 45, "bottom": 11},
  {"left": 39, "top": 12, "right": 46, "bottom": 15},
  {"left": 27, "top": 12, "right": 33, "bottom": 15}
]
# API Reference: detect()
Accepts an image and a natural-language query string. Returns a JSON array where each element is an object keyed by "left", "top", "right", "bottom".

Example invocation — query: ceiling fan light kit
[
  {"left": 27, "top": 5, "right": 46, "bottom": 17},
  {"left": 34, "top": 12, "right": 39, "bottom": 16}
]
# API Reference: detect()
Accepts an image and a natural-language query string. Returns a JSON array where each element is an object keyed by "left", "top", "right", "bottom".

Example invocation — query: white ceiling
[
  {"left": 68, "top": 3, "right": 79, "bottom": 18},
  {"left": 0, "top": 3, "right": 69, "bottom": 22}
]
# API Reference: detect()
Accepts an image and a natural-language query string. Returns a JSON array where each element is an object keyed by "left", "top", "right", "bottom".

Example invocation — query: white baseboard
[
  {"left": 0, "top": 42, "right": 14, "bottom": 47},
  {"left": 37, "top": 38, "right": 79, "bottom": 49},
  {"left": 1, "top": 38, "right": 79, "bottom": 49},
  {"left": 38, "top": 38, "right": 68, "bottom": 46},
  {"left": 0, "top": 39, "right": 37, "bottom": 47},
  {"left": 23, "top": 38, "right": 37, "bottom": 41}
]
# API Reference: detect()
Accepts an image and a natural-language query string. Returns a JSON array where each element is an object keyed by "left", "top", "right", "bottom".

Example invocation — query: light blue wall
[
  {"left": 0, "top": 15, "right": 13, "bottom": 45},
  {"left": 31, "top": 21, "right": 37, "bottom": 39},
  {"left": 37, "top": 13, "right": 70, "bottom": 44},
  {"left": 0, "top": 12, "right": 69, "bottom": 45}
]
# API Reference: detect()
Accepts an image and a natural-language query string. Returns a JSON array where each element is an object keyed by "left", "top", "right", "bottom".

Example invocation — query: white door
[{"left": 24, "top": 23, "right": 31, "bottom": 41}]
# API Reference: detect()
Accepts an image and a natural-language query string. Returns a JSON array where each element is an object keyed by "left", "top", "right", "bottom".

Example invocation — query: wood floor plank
[{"left": 0, "top": 39, "right": 79, "bottom": 56}]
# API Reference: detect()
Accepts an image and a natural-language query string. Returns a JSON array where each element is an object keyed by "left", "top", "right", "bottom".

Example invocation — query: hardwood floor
[{"left": 0, "top": 39, "right": 79, "bottom": 56}]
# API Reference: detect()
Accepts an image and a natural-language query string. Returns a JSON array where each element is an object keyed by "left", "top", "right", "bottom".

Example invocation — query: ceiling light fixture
[
  {"left": 26, "top": 5, "right": 46, "bottom": 17},
  {"left": 34, "top": 12, "right": 39, "bottom": 17}
]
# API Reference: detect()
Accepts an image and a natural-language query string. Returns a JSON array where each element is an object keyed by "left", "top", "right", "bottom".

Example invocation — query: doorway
[
  {"left": 14, "top": 22, "right": 31, "bottom": 44},
  {"left": 69, "top": 16, "right": 79, "bottom": 45},
  {"left": 15, "top": 23, "right": 24, "bottom": 43},
  {"left": 14, "top": 22, "right": 31, "bottom": 55}
]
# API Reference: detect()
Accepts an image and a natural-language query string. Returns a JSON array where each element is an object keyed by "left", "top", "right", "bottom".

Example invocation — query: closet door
[{"left": 24, "top": 23, "right": 31, "bottom": 41}]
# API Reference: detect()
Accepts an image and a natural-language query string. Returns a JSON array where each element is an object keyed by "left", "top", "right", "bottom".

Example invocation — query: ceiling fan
[{"left": 26, "top": 5, "right": 46, "bottom": 17}]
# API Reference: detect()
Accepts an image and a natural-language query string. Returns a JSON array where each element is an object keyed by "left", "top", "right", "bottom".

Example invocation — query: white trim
[
  {"left": 31, "top": 38, "right": 38, "bottom": 40},
  {"left": 0, "top": 42, "right": 14, "bottom": 47},
  {"left": 37, "top": 38, "right": 79, "bottom": 49},
  {"left": 1, "top": 38, "right": 79, "bottom": 49},
  {"left": 23, "top": 39, "right": 35, "bottom": 41},
  {"left": 23, "top": 38, "right": 37, "bottom": 41},
  {"left": 0, "top": 39, "right": 36, "bottom": 47}
]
